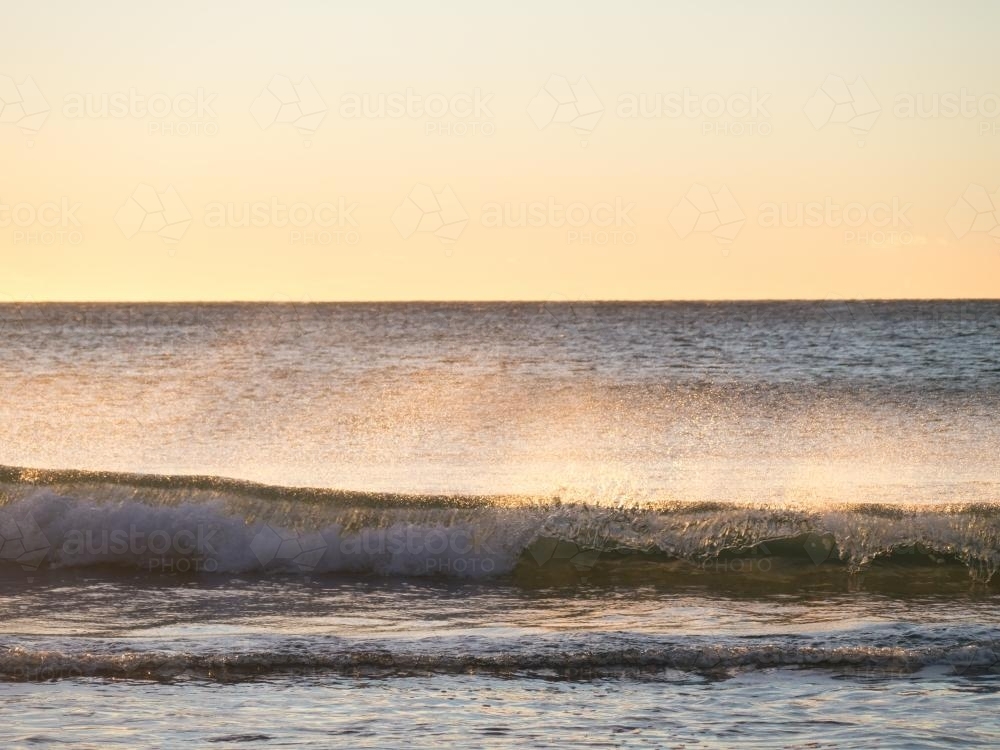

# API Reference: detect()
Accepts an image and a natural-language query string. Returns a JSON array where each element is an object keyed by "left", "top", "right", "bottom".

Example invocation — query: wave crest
[
  {"left": 3, "top": 640, "right": 999, "bottom": 682},
  {"left": 1, "top": 464, "right": 998, "bottom": 582}
]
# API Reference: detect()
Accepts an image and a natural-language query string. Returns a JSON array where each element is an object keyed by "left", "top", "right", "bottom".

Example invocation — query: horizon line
[{"left": 0, "top": 297, "right": 998, "bottom": 305}]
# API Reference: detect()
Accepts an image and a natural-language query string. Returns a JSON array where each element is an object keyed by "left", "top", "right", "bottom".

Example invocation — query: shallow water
[
  {"left": 2, "top": 573, "right": 998, "bottom": 746},
  {"left": 6, "top": 671, "right": 1000, "bottom": 749}
]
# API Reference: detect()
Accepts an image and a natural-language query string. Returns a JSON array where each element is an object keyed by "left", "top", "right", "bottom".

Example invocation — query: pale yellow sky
[{"left": 2, "top": 0, "right": 999, "bottom": 300}]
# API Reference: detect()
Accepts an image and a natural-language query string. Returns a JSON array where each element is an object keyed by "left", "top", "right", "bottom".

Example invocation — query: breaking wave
[
  {"left": 2, "top": 634, "right": 998, "bottom": 682},
  {"left": 1, "top": 465, "right": 998, "bottom": 583}
]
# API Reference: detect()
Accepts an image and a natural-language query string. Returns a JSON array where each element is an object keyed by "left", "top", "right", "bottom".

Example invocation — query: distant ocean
[{"left": 1, "top": 302, "right": 998, "bottom": 747}]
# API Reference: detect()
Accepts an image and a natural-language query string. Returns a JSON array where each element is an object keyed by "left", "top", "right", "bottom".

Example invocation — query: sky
[{"left": 2, "top": 0, "right": 999, "bottom": 301}]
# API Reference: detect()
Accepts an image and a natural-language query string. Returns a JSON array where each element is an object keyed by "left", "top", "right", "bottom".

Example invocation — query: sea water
[{"left": 1, "top": 302, "right": 998, "bottom": 748}]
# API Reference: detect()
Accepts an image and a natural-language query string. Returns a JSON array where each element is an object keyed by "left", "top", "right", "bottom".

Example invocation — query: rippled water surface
[
  {"left": 1, "top": 302, "right": 998, "bottom": 747},
  {"left": 1, "top": 301, "right": 998, "bottom": 501}
]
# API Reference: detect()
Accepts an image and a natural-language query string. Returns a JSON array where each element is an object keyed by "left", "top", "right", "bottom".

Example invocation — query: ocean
[{"left": 1, "top": 301, "right": 998, "bottom": 748}]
